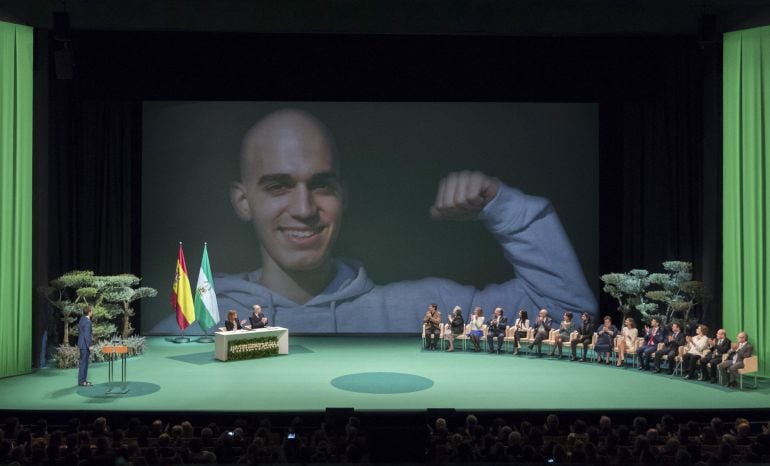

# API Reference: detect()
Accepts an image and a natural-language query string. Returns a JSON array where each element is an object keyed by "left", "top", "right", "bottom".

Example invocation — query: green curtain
[
  {"left": 0, "top": 21, "right": 33, "bottom": 378},
  {"left": 723, "top": 25, "right": 770, "bottom": 378}
]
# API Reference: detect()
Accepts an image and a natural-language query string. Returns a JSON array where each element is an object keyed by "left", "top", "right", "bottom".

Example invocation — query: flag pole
[
  {"left": 196, "top": 241, "right": 216, "bottom": 343},
  {"left": 173, "top": 241, "right": 192, "bottom": 343}
]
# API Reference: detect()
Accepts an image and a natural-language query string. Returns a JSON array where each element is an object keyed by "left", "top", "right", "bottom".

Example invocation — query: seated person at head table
[
  {"left": 653, "top": 321, "right": 685, "bottom": 374},
  {"left": 248, "top": 304, "right": 269, "bottom": 329},
  {"left": 529, "top": 308, "right": 553, "bottom": 356},
  {"left": 486, "top": 307, "right": 508, "bottom": 354},
  {"left": 445, "top": 306, "right": 465, "bottom": 352},
  {"left": 550, "top": 311, "right": 573, "bottom": 359},
  {"left": 150, "top": 109, "right": 596, "bottom": 334},
  {"left": 637, "top": 318, "right": 666, "bottom": 370},
  {"left": 701, "top": 328, "right": 731, "bottom": 383},
  {"left": 224, "top": 309, "right": 245, "bottom": 331},
  {"left": 594, "top": 315, "right": 617, "bottom": 365},
  {"left": 570, "top": 311, "right": 593, "bottom": 362},
  {"left": 616, "top": 317, "right": 638, "bottom": 367},
  {"left": 682, "top": 324, "right": 710, "bottom": 379},
  {"left": 512, "top": 309, "right": 530, "bottom": 355}
]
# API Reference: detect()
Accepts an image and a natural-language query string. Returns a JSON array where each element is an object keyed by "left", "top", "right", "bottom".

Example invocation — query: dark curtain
[
  {"left": 41, "top": 50, "right": 141, "bottom": 362},
  {"left": 599, "top": 41, "right": 720, "bottom": 330}
]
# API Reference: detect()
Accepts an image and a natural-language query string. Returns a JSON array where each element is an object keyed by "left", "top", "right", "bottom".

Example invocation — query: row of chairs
[{"left": 422, "top": 324, "right": 759, "bottom": 390}]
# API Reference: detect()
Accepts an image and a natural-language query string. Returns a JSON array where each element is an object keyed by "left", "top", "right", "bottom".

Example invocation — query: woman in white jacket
[{"left": 683, "top": 324, "right": 710, "bottom": 379}]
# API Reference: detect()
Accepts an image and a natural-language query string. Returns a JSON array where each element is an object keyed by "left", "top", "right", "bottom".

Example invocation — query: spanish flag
[{"left": 171, "top": 242, "right": 196, "bottom": 330}]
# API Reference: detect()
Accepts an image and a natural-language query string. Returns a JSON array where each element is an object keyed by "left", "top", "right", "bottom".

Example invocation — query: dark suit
[
  {"left": 486, "top": 315, "right": 508, "bottom": 353},
  {"left": 702, "top": 337, "right": 732, "bottom": 382},
  {"left": 249, "top": 312, "right": 268, "bottom": 329},
  {"left": 530, "top": 316, "right": 553, "bottom": 354},
  {"left": 77, "top": 316, "right": 93, "bottom": 385},
  {"left": 571, "top": 319, "right": 593, "bottom": 360},
  {"left": 225, "top": 319, "right": 242, "bottom": 331},
  {"left": 637, "top": 327, "right": 666, "bottom": 370},
  {"left": 718, "top": 342, "right": 753, "bottom": 386},
  {"left": 654, "top": 330, "right": 685, "bottom": 373}
]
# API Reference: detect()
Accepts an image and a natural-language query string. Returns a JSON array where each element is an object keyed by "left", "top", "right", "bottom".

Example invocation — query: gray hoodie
[{"left": 149, "top": 184, "right": 597, "bottom": 334}]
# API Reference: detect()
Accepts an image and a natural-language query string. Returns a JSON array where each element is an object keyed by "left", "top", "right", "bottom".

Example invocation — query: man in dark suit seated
[
  {"left": 653, "top": 321, "right": 685, "bottom": 374},
  {"left": 637, "top": 318, "right": 666, "bottom": 370},
  {"left": 701, "top": 328, "right": 731, "bottom": 383},
  {"left": 248, "top": 304, "right": 269, "bottom": 329},
  {"left": 570, "top": 311, "right": 593, "bottom": 361},
  {"left": 486, "top": 307, "right": 508, "bottom": 354},
  {"left": 717, "top": 331, "right": 753, "bottom": 388},
  {"left": 528, "top": 308, "right": 552, "bottom": 356}
]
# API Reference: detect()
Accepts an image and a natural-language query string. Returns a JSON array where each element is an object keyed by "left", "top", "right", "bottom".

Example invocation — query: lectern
[{"left": 101, "top": 345, "right": 129, "bottom": 394}]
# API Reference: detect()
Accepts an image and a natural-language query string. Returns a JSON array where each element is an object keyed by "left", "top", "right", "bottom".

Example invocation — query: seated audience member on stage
[
  {"left": 150, "top": 109, "right": 596, "bottom": 334},
  {"left": 423, "top": 304, "right": 442, "bottom": 350},
  {"left": 550, "top": 311, "right": 573, "bottom": 359},
  {"left": 717, "top": 331, "right": 753, "bottom": 388},
  {"left": 486, "top": 307, "right": 507, "bottom": 354},
  {"left": 224, "top": 310, "right": 244, "bottom": 331},
  {"left": 702, "top": 328, "right": 731, "bottom": 383},
  {"left": 571, "top": 311, "right": 593, "bottom": 361},
  {"left": 682, "top": 324, "right": 710, "bottom": 379},
  {"left": 594, "top": 315, "right": 617, "bottom": 365},
  {"left": 512, "top": 309, "right": 530, "bottom": 355},
  {"left": 637, "top": 318, "right": 665, "bottom": 370},
  {"left": 446, "top": 306, "right": 465, "bottom": 352},
  {"left": 248, "top": 304, "right": 269, "bottom": 329},
  {"left": 653, "top": 322, "right": 685, "bottom": 374},
  {"left": 468, "top": 307, "right": 485, "bottom": 352},
  {"left": 616, "top": 317, "right": 638, "bottom": 367},
  {"left": 529, "top": 308, "right": 553, "bottom": 356}
]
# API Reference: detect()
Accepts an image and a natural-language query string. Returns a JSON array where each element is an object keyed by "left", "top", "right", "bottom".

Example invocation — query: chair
[
  {"left": 505, "top": 326, "right": 533, "bottom": 353},
  {"left": 613, "top": 336, "right": 643, "bottom": 367},
  {"left": 668, "top": 345, "right": 688, "bottom": 378},
  {"left": 421, "top": 323, "right": 443, "bottom": 349},
  {"left": 737, "top": 356, "right": 759, "bottom": 390},
  {"left": 569, "top": 331, "right": 597, "bottom": 360},
  {"left": 444, "top": 323, "right": 469, "bottom": 351}
]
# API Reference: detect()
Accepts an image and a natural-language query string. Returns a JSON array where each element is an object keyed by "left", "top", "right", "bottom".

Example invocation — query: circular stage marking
[
  {"left": 76, "top": 382, "right": 161, "bottom": 398},
  {"left": 331, "top": 372, "right": 433, "bottom": 394}
]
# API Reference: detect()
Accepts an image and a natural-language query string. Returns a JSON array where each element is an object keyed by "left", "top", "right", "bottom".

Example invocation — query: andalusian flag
[
  {"left": 171, "top": 243, "right": 195, "bottom": 330},
  {"left": 194, "top": 243, "right": 219, "bottom": 330}
]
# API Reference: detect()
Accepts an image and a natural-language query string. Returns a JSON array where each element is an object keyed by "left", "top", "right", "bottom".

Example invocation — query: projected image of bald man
[{"left": 151, "top": 108, "right": 596, "bottom": 334}]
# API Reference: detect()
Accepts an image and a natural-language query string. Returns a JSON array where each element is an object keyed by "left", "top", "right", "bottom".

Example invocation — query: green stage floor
[{"left": 0, "top": 336, "right": 766, "bottom": 413}]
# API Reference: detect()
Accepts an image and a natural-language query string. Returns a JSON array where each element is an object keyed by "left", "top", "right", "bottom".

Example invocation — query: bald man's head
[
  {"left": 230, "top": 108, "right": 345, "bottom": 275},
  {"left": 239, "top": 109, "right": 338, "bottom": 182}
]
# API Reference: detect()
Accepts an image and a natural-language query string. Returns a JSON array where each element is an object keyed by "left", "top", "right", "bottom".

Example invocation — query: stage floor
[{"left": 0, "top": 336, "right": 766, "bottom": 413}]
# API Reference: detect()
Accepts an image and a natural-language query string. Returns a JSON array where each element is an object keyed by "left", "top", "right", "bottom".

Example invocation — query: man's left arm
[{"left": 430, "top": 171, "right": 597, "bottom": 321}]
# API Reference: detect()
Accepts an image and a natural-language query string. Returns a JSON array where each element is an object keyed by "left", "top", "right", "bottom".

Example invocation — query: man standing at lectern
[
  {"left": 77, "top": 307, "right": 94, "bottom": 387},
  {"left": 150, "top": 108, "right": 596, "bottom": 333}
]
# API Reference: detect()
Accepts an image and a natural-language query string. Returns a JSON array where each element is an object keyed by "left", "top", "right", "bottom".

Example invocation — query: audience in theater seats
[
  {"left": 653, "top": 321, "right": 685, "bottom": 374},
  {"left": 511, "top": 309, "right": 530, "bottom": 355},
  {"left": 528, "top": 308, "right": 552, "bottom": 356},
  {"left": 718, "top": 331, "right": 754, "bottom": 388},
  {"left": 2, "top": 411, "right": 767, "bottom": 463},
  {"left": 616, "top": 317, "right": 638, "bottom": 367},
  {"left": 682, "top": 324, "right": 710, "bottom": 379},
  {"left": 571, "top": 311, "right": 593, "bottom": 361}
]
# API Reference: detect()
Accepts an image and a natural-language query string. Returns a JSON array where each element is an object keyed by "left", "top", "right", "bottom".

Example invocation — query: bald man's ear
[{"left": 230, "top": 181, "right": 252, "bottom": 221}]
